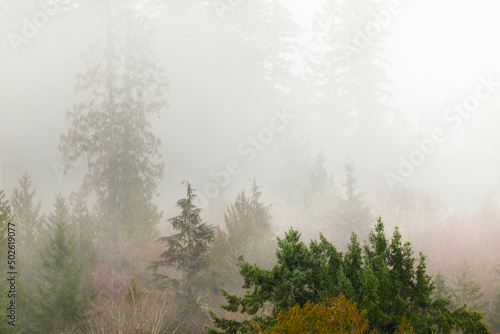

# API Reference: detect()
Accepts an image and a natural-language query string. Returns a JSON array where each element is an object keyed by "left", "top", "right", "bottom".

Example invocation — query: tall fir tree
[
  {"left": 11, "top": 172, "right": 46, "bottom": 263},
  {"left": 148, "top": 181, "right": 215, "bottom": 309},
  {"left": 59, "top": 1, "right": 167, "bottom": 239}
]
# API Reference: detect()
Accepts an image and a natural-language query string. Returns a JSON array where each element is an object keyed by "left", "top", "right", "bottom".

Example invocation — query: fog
[{"left": 1, "top": 0, "right": 500, "bottom": 332}]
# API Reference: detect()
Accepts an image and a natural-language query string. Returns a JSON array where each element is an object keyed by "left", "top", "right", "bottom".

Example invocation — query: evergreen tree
[
  {"left": 59, "top": 1, "right": 167, "bottom": 239},
  {"left": 48, "top": 193, "right": 70, "bottom": 230},
  {"left": 433, "top": 272, "right": 453, "bottom": 301},
  {"left": 207, "top": 219, "right": 490, "bottom": 333},
  {"left": 302, "top": 153, "right": 336, "bottom": 239},
  {"left": 336, "top": 160, "right": 372, "bottom": 243},
  {"left": 210, "top": 180, "right": 274, "bottom": 289},
  {"left": 0, "top": 190, "right": 12, "bottom": 333},
  {"left": 11, "top": 172, "right": 45, "bottom": 262},
  {"left": 488, "top": 265, "right": 500, "bottom": 332},
  {"left": 453, "top": 258, "right": 488, "bottom": 313},
  {"left": 38, "top": 220, "right": 84, "bottom": 332},
  {"left": 148, "top": 181, "right": 215, "bottom": 308},
  {"left": 0, "top": 189, "right": 11, "bottom": 256},
  {"left": 70, "top": 191, "right": 100, "bottom": 266}
]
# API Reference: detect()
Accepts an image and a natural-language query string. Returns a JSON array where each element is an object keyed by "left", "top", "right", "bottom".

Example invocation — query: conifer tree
[
  {"left": 59, "top": 1, "right": 167, "bottom": 239},
  {"left": 148, "top": 181, "right": 215, "bottom": 308},
  {"left": 11, "top": 172, "right": 45, "bottom": 262},
  {"left": 488, "top": 265, "right": 500, "bottom": 332},
  {"left": 453, "top": 258, "right": 488, "bottom": 313},
  {"left": 337, "top": 160, "right": 372, "bottom": 242},
  {"left": 0, "top": 189, "right": 11, "bottom": 256},
  {"left": 38, "top": 220, "right": 84, "bottom": 332},
  {"left": 207, "top": 218, "right": 490, "bottom": 333}
]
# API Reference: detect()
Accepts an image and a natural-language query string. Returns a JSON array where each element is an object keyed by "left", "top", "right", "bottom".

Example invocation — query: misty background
[
  {"left": 1, "top": 0, "right": 500, "bottom": 332},
  {"left": 2, "top": 0, "right": 499, "bottom": 211}
]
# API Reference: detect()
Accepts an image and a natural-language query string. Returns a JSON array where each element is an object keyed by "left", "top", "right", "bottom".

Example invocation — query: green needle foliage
[
  {"left": 206, "top": 218, "right": 490, "bottom": 334},
  {"left": 149, "top": 181, "right": 215, "bottom": 309},
  {"left": 38, "top": 219, "right": 85, "bottom": 332}
]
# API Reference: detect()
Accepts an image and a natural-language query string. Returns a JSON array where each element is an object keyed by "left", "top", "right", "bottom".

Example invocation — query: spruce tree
[{"left": 148, "top": 181, "right": 215, "bottom": 308}]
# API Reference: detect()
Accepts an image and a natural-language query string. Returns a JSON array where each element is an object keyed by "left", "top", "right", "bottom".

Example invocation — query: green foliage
[
  {"left": 337, "top": 161, "right": 373, "bottom": 240},
  {"left": 207, "top": 218, "right": 490, "bottom": 334},
  {"left": 453, "top": 258, "right": 488, "bottom": 313},
  {"left": 59, "top": 2, "right": 167, "bottom": 239},
  {"left": 38, "top": 220, "right": 85, "bottom": 332},
  {"left": 487, "top": 265, "right": 500, "bottom": 332},
  {"left": 0, "top": 189, "right": 11, "bottom": 258},
  {"left": 432, "top": 272, "right": 453, "bottom": 301},
  {"left": 149, "top": 181, "right": 215, "bottom": 308},
  {"left": 125, "top": 277, "right": 144, "bottom": 303},
  {"left": 209, "top": 180, "right": 274, "bottom": 289},
  {"left": 11, "top": 172, "right": 45, "bottom": 261}
]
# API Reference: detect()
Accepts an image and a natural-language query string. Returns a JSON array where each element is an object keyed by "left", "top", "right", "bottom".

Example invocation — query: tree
[
  {"left": 302, "top": 153, "right": 337, "bottom": 238},
  {"left": 210, "top": 179, "right": 274, "bottom": 288},
  {"left": 336, "top": 160, "right": 372, "bottom": 243},
  {"left": 432, "top": 272, "right": 453, "bottom": 301},
  {"left": 148, "top": 181, "right": 215, "bottom": 308},
  {"left": 207, "top": 218, "right": 491, "bottom": 333},
  {"left": 488, "top": 265, "right": 500, "bottom": 333},
  {"left": 70, "top": 191, "right": 100, "bottom": 266},
  {"left": 306, "top": 0, "right": 399, "bottom": 173},
  {"left": 249, "top": 294, "right": 372, "bottom": 334},
  {"left": 38, "top": 220, "right": 85, "bottom": 332},
  {"left": 59, "top": 1, "right": 167, "bottom": 239},
  {"left": 48, "top": 193, "right": 70, "bottom": 230},
  {"left": 11, "top": 172, "right": 45, "bottom": 262},
  {"left": 453, "top": 258, "right": 488, "bottom": 313},
  {"left": 0, "top": 189, "right": 11, "bottom": 256},
  {"left": 0, "top": 190, "right": 12, "bottom": 333}
]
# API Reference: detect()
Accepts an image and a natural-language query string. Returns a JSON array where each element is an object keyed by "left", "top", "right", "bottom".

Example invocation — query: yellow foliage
[
  {"left": 395, "top": 315, "right": 415, "bottom": 334},
  {"left": 250, "top": 293, "right": 374, "bottom": 334}
]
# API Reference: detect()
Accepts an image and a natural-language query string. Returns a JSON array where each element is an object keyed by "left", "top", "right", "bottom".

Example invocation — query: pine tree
[
  {"left": 38, "top": 220, "right": 84, "bottom": 332},
  {"left": 11, "top": 172, "right": 45, "bottom": 262},
  {"left": 148, "top": 181, "right": 215, "bottom": 308},
  {"left": 59, "top": 1, "right": 167, "bottom": 239}
]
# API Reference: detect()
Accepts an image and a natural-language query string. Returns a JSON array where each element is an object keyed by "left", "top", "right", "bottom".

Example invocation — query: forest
[{"left": 1, "top": 0, "right": 500, "bottom": 333}]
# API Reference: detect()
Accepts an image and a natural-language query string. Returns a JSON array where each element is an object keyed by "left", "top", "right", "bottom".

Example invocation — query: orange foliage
[
  {"left": 250, "top": 293, "right": 373, "bottom": 334},
  {"left": 395, "top": 315, "right": 415, "bottom": 334}
]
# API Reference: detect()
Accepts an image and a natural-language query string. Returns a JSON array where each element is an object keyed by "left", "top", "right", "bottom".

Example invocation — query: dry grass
[{"left": 81, "top": 291, "right": 192, "bottom": 334}]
